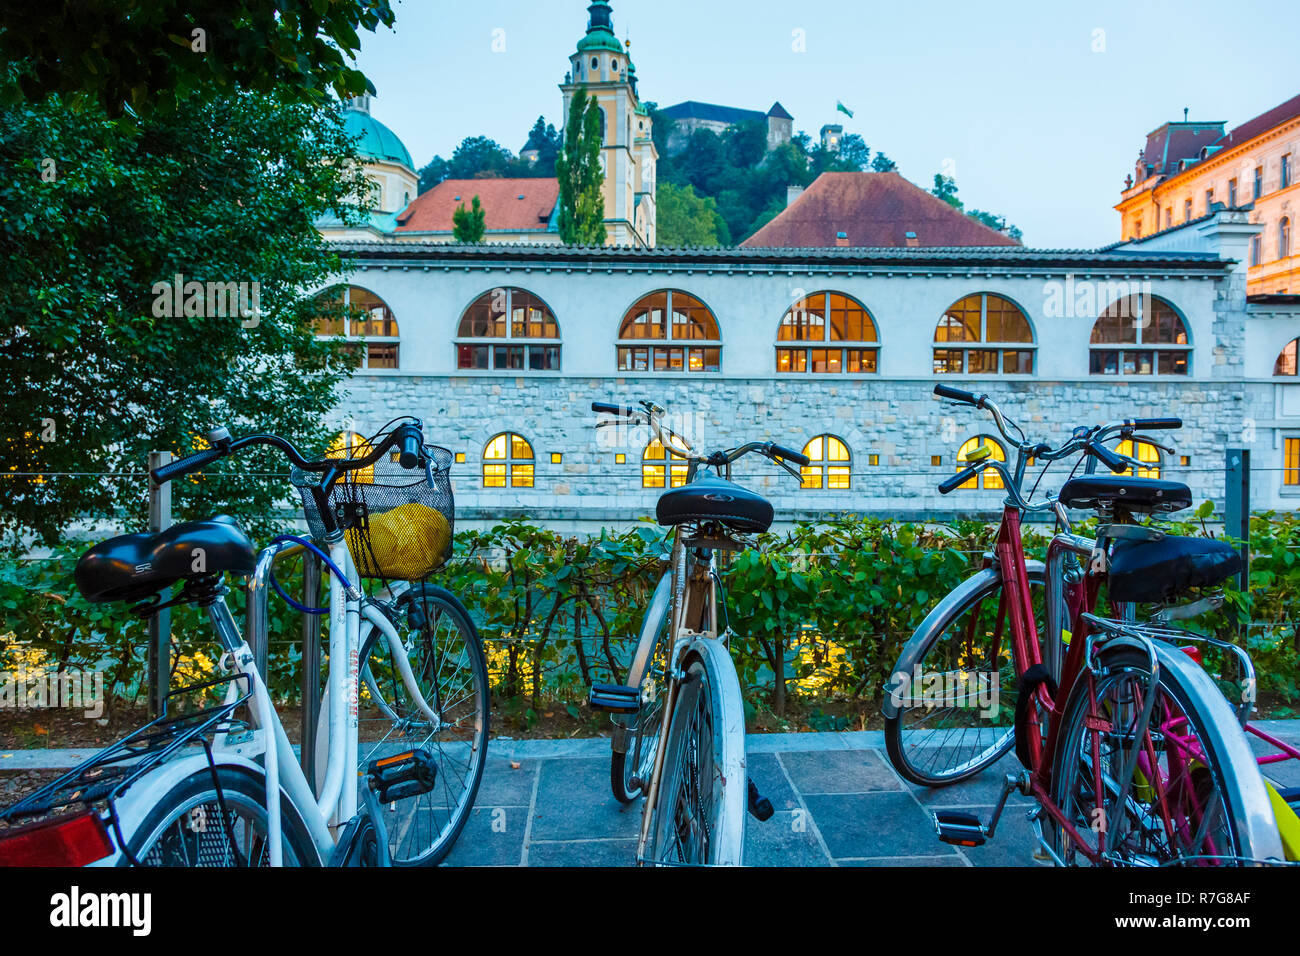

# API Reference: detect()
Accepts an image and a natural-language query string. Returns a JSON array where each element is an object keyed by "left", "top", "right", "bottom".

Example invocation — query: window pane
[
  {"left": 1157, "top": 350, "right": 1188, "bottom": 375},
  {"left": 482, "top": 463, "right": 506, "bottom": 487},
  {"left": 670, "top": 292, "right": 718, "bottom": 340},
  {"left": 828, "top": 293, "right": 876, "bottom": 342},
  {"left": 780, "top": 296, "right": 826, "bottom": 341},
  {"left": 510, "top": 434, "right": 534, "bottom": 459},
  {"left": 484, "top": 435, "right": 508, "bottom": 460},
  {"left": 827, "top": 466, "right": 850, "bottom": 489},
  {"left": 528, "top": 346, "right": 561, "bottom": 370},
  {"left": 845, "top": 348, "right": 878, "bottom": 373},
  {"left": 511, "top": 464, "right": 535, "bottom": 487},
  {"left": 618, "top": 346, "right": 649, "bottom": 371},
  {"left": 1276, "top": 339, "right": 1299, "bottom": 376},
  {"left": 1286, "top": 438, "right": 1300, "bottom": 486},
  {"left": 621, "top": 292, "right": 667, "bottom": 339},
  {"left": 985, "top": 295, "right": 1031, "bottom": 343},
  {"left": 800, "top": 466, "right": 823, "bottom": 489},
  {"left": 642, "top": 464, "right": 665, "bottom": 488},
  {"left": 1001, "top": 350, "right": 1033, "bottom": 374},
  {"left": 1090, "top": 350, "right": 1118, "bottom": 375},
  {"left": 510, "top": 290, "right": 558, "bottom": 338},
  {"left": 349, "top": 288, "right": 398, "bottom": 337},
  {"left": 367, "top": 343, "right": 398, "bottom": 369},
  {"left": 933, "top": 349, "right": 963, "bottom": 374},
  {"left": 494, "top": 345, "right": 525, "bottom": 370},
  {"left": 458, "top": 344, "right": 487, "bottom": 369},
  {"left": 937, "top": 295, "right": 981, "bottom": 342},
  {"left": 655, "top": 347, "right": 684, "bottom": 371},
  {"left": 776, "top": 348, "right": 795, "bottom": 372},
  {"left": 967, "top": 349, "right": 998, "bottom": 374},
  {"left": 809, "top": 349, "right": 833, "bottom": 373}
]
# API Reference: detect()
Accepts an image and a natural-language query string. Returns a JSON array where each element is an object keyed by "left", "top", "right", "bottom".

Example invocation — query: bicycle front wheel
[
  {"left": 356, "top": 584, "right": 489, "bottom": 866},
  {"left": 645, "top": 638, "right": 746, "bottom": 866},
  {"left": 1050, "top": 640, "right": 1283, "bottom": 866}
]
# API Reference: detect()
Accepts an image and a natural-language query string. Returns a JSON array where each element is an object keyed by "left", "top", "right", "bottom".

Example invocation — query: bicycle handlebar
[{"left": 150, "top": 421, "right": 427, "bottom": 486}]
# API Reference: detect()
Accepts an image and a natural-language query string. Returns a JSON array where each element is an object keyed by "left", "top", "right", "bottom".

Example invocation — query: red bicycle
[{"left": 882, "top": 385, "right": 1284, "bottom": 866}]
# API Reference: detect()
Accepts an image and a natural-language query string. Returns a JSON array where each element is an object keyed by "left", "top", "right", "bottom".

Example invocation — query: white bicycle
[
  {"left": 588, "top": 400, "right": 807, "bottom": 865},
  {"left": 0, "top": 419, "right": 488, "bottom": 867}
]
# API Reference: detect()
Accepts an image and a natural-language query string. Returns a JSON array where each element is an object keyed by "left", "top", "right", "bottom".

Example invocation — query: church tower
[{"left": 560, "top": 1, "right": 657, "bottom": 248}]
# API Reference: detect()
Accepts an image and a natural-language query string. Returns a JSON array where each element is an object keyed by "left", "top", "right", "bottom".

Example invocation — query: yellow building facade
[{"left": 1117, "top": 95, "right": 1300, "bottom": 295}]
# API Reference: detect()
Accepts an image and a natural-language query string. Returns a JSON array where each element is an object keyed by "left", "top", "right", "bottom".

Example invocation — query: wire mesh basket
[{"left": 292, "top": 440, "right": 454, "bottom": 581}]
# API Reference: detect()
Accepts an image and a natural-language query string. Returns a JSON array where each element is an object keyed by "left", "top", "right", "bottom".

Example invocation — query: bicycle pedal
[
  {"left": 747, "top": 778, "right": 774, "bottom": 822},
  {"left": 367, "top": 747, "right": 438, "bottom": 803},
  {"left": 933, "top": 810, "right": 986, "bottom": 847},
  {"left": 589, "top": 683, "right": 639, "bottom": 714}
]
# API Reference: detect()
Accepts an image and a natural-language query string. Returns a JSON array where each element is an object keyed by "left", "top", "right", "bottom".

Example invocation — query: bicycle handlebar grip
[
  {"left": 591, "top": 401, "right": 635, "bottom": 416},
  {"left": 1131, "top": 417, "right": 1182, "bottom": 430},
  {"left": 938, "top": 464, "right": 980, "bottom": 495},
  {"left": 933, "top": 384, "right": 980, "bottom": 405},
  {"left": 770, "top": 443, "right": 811, "bottom": 467},
  {"left": 1088, "top": 441, "right": 1130, "bottom": 474},
  {"left": 151, "top": 446, "right": 224, "bottom": 484},
  {"left": 397, "top": 425, "right": 423, "bottom": 470}
]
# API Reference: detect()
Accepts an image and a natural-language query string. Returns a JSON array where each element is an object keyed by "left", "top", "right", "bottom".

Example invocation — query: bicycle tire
[
  {"left": 884, "top": 566, "right": 1046, "bottom": 787},
  {"left": 1050, "top": 639, "right": 1283, "bottom": 866},
  {"left": 121, "top": 764, "right": 319, "bottom": 866},
  {"left": 644, "top": 638, "right": 746, "bottom": 866},
  {"left": 345, "top": 584, "right": 489, "bottom": 867},
  {"left": 610, "top": 574, "right": 672, "bottom": 804}
]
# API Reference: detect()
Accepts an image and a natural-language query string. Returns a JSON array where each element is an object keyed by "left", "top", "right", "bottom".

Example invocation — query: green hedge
[{"left": 3, "top": 512, "right": 1297, "bottom": 720}]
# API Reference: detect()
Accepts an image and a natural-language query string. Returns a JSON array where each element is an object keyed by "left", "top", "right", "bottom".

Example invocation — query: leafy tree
[
  {"left": 968, "top": 208, "right": 1023, "bottom": 242},
  {"left": 452, "top": 195, "right": 486, "bottom": 242},
  {"left": 723, "top": 120, "right": 767, "bottom": 169},
  {"left": 0, "top": 79, "right": 365, "bottom": 544},
  {"left": 870, "top": 152, "right": 898, "bottom": 172},
  {"left": 932, "top": 173, "right": 962, "bottom": 207},
  {"left": 555, "top": 88, "right": 606, "bottom": 245},
  {"left": 0, "top": 0, "right": 396, "bottom": 116},
  {"left": 656, "top": 183, "right": 729, "bottom": 246},
  {"left": 523, "top": 116, "right": 562, "bottom": 176},
  {"left": 417, "top": 155, "right": 449, "bottom": 193},
  {"left": 680, "top": 127, "right": 727, "bottom": 193},
  {"left": 834, "top": 133, "right": 871, "bottom": 172},
  {"left": 448, "top": 136, "right": 515, "bottom": 180}
]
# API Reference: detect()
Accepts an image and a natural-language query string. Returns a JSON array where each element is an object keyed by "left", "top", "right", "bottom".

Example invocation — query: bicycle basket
[{"left": 292, "top": 441, "right": 455, "bottom": 581}]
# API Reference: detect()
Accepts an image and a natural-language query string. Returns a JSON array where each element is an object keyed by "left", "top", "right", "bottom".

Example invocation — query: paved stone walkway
[
  {"left": 442, "top": 723, "right": 1300, "bottom": 867},
  {"left": 7, "top": 723, "right": 1297, "bottom": 866}
]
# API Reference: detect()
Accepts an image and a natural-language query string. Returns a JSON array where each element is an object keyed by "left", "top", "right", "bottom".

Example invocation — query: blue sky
[{"left": 354, "top": 0, "right": 1300, "bottom": 248}]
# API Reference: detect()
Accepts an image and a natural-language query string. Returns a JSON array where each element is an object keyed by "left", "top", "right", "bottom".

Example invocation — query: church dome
[
  {"left": 342, "top": 98, "right": 414, "bottom": 171},
  {"left": 576, "top": 1, "right": 623, "bottom": 53}
]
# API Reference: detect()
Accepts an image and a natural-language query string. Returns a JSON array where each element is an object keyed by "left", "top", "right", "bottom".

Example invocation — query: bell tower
[{"left": 560, "top": 1, "right": 657, "bottom": 247}]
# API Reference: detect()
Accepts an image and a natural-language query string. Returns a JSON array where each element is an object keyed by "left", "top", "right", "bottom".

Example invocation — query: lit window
[
  {"left": 325, "top": 431, "right": 375, "bottom": 483},
  {"left": 868, "top": 454, "right": 880, "bottom": 466},
  {"left": 799, "top": 435, "right": 851, "bottom": 490},
  {"left": 1089, "top": 296, "right": 1190, "bottom": 376},
  {"left": 550, "top": 453, "right": 562, "bottom": 464},
  {"left": 313, "top": 286, "right": 400, "bottom": 369},
  {"left": 1286, "top": 438, "right": 1300, "bottom": 487},
  {"left": 931, "top": 455, "right": 942, "bottom": 467},
  {"left": 457, "top": 288, "right": 561, "bottom": 371},
  {"left": 1275, "top": 338, "right": 1299, "bottom": 376},
  {"left": 483, "top": 432, "right": 535, "bottom": 488},
  {"left": 955, "top": 436, "right": 1006, "bottom": 490},
  {"left": 1179, "top": 455, "right": 1191, "bottom": 467},
  {"left": 454, "top": 452, "right": 466, "bottom": 464},
  {"left": 776, "top": 292, "right": 879, "bottom": 374},
  {"left": 615, "top": 453, "right": 626, "bottom": 464},
  {"left": 933, "top": 294, "right": 1034, "bottom": 375},
  {"left": 642, "top": 439, "right": 688, "bottom": 488},
  {"left": 617, "top": 290, "right": 720, "bottom": 373},
  {"left": 1115, "top": 439, "right": 1161, "bottom": 479}
]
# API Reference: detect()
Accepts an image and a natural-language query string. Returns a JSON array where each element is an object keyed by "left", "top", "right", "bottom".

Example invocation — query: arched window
[
  {"left": 933, "top": 294, "right": 1034, "bottom": 375},
  {"left": 1089, "top": 295, "right": 1190, "bottom": 375},
  {"left": 776, "top": 293, "right": 879, "bottom": 374},
  {"left": 314, "top": 286, "right": 399, "bottom": 369},
  {"left": 482, "top": 433, "right": 534, "bottom": 488},
  {"left": 955, "top": 436, "right": 1006, "bottom": 490},
  {"left": 1115, "top": 438, "right": 1161, "bottom": 479},
  {"left": 325, "top": 431, "right": 374, "bottom": 483},
  {"left": 799, "top": 435, "right": 852, "bottom": 490},
  {"left": 642, "top": 438, "right": 688, "bottom": 488},
  {"left": 1282, "top": 217, "right": 1292, "bottom": 259},
  {"left": 617, "top": 290, "right": 721, "bottom": 373},
  {"left": 1275, "top": 337, "right": 1299, "bottom": 376},
  {"left": 457, "top": 288, "right": 560, "bottom": 371}
]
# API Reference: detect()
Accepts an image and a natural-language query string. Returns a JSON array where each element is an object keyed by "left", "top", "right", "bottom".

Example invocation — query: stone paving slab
[{"left": 7, "top": 724, "right": 1299, "bottom": 866}]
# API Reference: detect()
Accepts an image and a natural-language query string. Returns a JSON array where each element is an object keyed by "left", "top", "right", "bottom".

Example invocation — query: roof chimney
[
  {"left": 835, "top": 231, "right": 849, "bottom": 247},
  {"left": 787, "top": 185, "right": 805, "bottom": 207},
  {"left": 904, "top": 231, "right": 919, "bottom": 247}
]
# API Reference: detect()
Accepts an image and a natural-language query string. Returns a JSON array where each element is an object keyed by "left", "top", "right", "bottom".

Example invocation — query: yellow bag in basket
[{"left": 346, "top": 502, "right": 451, "bottom": 580}]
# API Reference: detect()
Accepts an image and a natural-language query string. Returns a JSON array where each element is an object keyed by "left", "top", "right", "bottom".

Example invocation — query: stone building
[
  {"left": 658, "top": 100, "right": 795, "bottom": 154},
  {"left": 318, "top": 208, "right": 1300, "bottom": 532},
  {"left": 1117, "top": 93, "right": 1300, "bottom": 295}
]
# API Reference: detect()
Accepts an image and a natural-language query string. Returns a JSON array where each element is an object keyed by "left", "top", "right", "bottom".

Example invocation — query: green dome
[
  {"left": 342, "top": 106, "right": 413, "bottom": 171},
  {"left": 576, "top": 30, "right": 623, "bottom": 53}
]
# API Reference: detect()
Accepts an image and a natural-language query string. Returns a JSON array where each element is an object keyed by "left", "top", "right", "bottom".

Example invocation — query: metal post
[
  {"left": 1224, "top": 448, "right": 1250, "bottom": 590},
  {"left": 300, "top": 553, "right": 322, "bottom": 788},
  {"left": 146, "top": 451, "right": 173, "bottom": 716}
]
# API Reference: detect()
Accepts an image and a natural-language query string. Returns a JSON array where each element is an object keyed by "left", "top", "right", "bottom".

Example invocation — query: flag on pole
[{"left": 836, "top": 100, "right": 854, "bottom": 118}]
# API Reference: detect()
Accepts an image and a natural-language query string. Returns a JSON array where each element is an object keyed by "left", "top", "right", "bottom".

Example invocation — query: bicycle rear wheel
[
  {"left": 644, "top": 639, "right": 746, "bottom": 866},
  {"left": 884, "top": 566, "right": 1045, "bottom": 787},
  {"left": 123, "top": 765, "right": 318, "bottom": 866},
  {"left": 351, "top": 584, "right": 488, "bottom": 866},
  {"left": 1050, "top": 640, "right": 1283, "bottom": 866}
]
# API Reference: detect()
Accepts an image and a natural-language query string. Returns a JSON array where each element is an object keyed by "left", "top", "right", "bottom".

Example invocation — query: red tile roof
[
  {"left": 396, "top": 178, "right": 558, "bottom": 234},
  {"left": 741, "top": 172, "right": 1018, "bottom": 249},
  {"left": 1215, "top": 92, "right": 1300, "bottom": 152}
]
